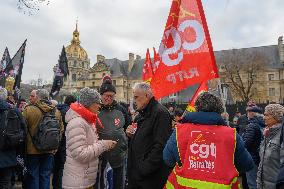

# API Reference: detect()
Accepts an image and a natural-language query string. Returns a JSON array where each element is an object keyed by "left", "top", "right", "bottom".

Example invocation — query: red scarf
[{"left": 70, "top": 102, "right": 103, "bottom": 128}]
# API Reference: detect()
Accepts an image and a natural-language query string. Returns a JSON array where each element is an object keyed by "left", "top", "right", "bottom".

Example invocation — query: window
[
  {"left": 82, "top": 82, "right": 85, "bottom": 87},
  {"left": 72, "top": 74, "right": 76, "bottom": 81},
  {"left": 124, "top": 92, "right": 127, "bottom": 98},
  {"left": 82, "top": 62, "right": 85, "bottom": 68},
  {"left": 269, "top": 88, "right": 275, "bottom": 96},
  {"left": 268, "top": 74, "right": 274, "bottom": 81},
  {"left": 92, "top": 74, "right": 96, "bottom": 78},
  {"left": 73, "top": 61, "right": 77, "bottom": 67},
  {"left": 113, "top": 80, "right": 116, "bottom": 86},
  {"left": 92, "top": 82, "right": 95, "bottom": 86}
]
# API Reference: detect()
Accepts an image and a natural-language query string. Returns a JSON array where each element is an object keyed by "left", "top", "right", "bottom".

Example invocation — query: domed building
[{"left": 63, "top": 23, "right": 91, "bottom": 91}]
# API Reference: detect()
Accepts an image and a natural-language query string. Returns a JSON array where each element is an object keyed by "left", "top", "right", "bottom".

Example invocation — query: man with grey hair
[
  {"left": 23, "top": 89, "right": 63, "bottom": 189},
  {"left": 126, "top": 82, "right": 172, "bottom": 189},
  {"left": 29, "top": 90, "right": 37, "bottom": 105}
]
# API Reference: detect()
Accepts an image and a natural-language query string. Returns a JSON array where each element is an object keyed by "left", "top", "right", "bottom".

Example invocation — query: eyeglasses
[{"left": 103, "top": 94, "right": 115, "bottom": 99}]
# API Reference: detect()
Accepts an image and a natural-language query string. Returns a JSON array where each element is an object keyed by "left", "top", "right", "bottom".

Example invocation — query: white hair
[
  {"left": 36, "top": 89, "right": 49, "bottom": 100},
  {"left": 133, "top": 82, "right": 153, "bottom": 96}
]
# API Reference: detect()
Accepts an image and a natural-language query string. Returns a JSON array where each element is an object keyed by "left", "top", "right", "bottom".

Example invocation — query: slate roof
[
  {"left": 94, "top": 58, "right": 144, "bottom": 79},
  {"left": 214, "top": 45, "right": 283, "bottom": 69}
]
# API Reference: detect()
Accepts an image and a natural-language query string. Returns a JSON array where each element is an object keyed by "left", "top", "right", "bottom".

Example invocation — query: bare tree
[
  {"left": 17, "top": 0, "right": 50, "bottom": 15},
  {"left": 218, "top": 48, "right": 266, "bottom": 103}
]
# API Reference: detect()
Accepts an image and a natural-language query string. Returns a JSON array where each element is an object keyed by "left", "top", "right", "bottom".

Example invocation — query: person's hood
[
  {"left": 56, "top": 104, "right": 70, "bottom": 115},
  {"left": 0, "top": 99, "right": 10, "bottom": 112},
  {"left": 65, "top": 108, "right": 80, "bottom": 123},
  {"left": 248, "top": 116, "right": 265, "bottom": 128},
  {"left": 35, "top": 100, "right": 55, "bottom": 113},
  {"left": 182, "top": 111, "right": 226, "bottom": 125}
]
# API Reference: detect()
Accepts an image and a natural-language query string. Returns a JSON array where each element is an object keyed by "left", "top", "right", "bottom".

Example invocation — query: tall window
[
  {"left": 73, "top": 61, "right": 77, "bottom": 67},
  {"left": 113, "top": 80, "right": 116, "bottom": 86},
  {"left": 268, "top": 74, "right": 275, "bottom": 81},
  {"left": 92, "top": 82, "right": 95, "bottom": 86},
  {"left": 269, "top": 88, "right": 275, "bottom": 96},
  {"left": 72, "top": 74, "right": 76, "bottom": 81},
  {"left": 83, "top": 82, "right": 85, "bottom": 87},
  {"left": 82, "top": 62, "right": 85, "bottom": 68}
]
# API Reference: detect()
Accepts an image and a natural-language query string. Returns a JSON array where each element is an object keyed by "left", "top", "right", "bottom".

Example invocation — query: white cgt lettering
[
  {"left": 160, "top": 19, "right": 205, "bottom": 67},
  {"left": 189, "top": 143, "right": 216, "bottom": 159}
]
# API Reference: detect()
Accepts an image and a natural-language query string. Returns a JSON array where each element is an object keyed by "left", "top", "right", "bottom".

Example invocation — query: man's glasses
[{"left": 103, "top": 94, "right": 115, "bottom": 99}]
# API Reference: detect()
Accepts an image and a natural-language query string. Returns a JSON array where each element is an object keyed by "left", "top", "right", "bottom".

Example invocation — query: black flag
[
  {"left": 50, "top": 46, "right": 69, "bottom": 98},
  {"left": 0, "top": 47, "right": 11, "bottom": 87},
  {"left": 5, "top": 39, "right": 27, "bottom": 90}
]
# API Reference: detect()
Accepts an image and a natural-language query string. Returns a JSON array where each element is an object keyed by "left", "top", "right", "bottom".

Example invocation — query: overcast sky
[{"left": 0, "top": 0, "right": 284, "bottom": 83}]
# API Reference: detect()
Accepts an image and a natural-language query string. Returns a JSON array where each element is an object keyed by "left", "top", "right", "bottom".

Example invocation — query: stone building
[
  {"left": 63, "top": 24, "right": 144, "bottom": 103},
  {"left": 216, "top": 36, "right": 284, "bottom": 104},
  {"left": 62, "top": 23, "right": 284, "bottom": 104}
]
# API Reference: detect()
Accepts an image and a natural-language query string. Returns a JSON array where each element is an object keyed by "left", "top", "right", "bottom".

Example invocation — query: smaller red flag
[
  {"left": 152, "top": 47, "right": 160, "bottom": 74},
  {"left": 186, "top": 81, "right": 209, "bottom": 112},
  {"left": 142, "top": 48, "right": 154, "bottom": 83}
]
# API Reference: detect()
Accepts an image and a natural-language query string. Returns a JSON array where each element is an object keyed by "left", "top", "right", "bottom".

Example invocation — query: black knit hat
[{"left": 99, "top": 76, "right": 116, "bottom": 95}]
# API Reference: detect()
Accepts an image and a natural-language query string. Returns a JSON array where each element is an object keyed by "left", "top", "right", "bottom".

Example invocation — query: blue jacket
[
  {"left": 163, "top": 111, "right": 254, "bottom": 173},
  {"left": 0, "top": 99, "right": 26, "bottom": 168},
  {"left": 243, "top": 116, "right": 265, "bottom": 165}
]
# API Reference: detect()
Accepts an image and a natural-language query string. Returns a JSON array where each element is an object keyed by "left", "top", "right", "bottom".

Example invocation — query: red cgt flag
[
  {"left": 142, "top": 48, "right": 154, "bottom": 83},
  {"left": 150, "top": 0, "right": 219, "bottom": 99},
  {"left": 186, "top": 81, "right": 208, "bottom": 112}
]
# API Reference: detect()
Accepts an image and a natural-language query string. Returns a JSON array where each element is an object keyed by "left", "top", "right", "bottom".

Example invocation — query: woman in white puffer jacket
[{"left": 62, "top": 87, "right": 116, "bottom": 189}]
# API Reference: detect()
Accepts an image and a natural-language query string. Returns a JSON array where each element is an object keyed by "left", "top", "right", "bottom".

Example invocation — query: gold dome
[{"left": 65, "top": 22, "right": 88, "bottom": 60}]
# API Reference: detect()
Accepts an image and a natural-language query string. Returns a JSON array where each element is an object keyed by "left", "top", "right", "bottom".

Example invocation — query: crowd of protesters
[{"left": 0, "top": 79, "right": 284, "bottom": 189}]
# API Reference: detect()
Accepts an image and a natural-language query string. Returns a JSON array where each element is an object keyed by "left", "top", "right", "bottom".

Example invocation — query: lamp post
[{"left": 217, "top": 82, "right": 228, "bottom": 113}]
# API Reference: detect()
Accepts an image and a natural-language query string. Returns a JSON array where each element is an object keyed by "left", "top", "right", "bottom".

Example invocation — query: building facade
[{"left": 62, "top": 24, "right": 284, "bottom": 104}]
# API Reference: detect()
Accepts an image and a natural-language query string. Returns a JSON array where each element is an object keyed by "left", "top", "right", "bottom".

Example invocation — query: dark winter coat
[
  {"left": 163, "top": 111, "right": 254, "bottom": 173},
  {"left": 55, "top": 103, "right": 70, "bottom": 164},
  {"left": 127, "top": 98, "right": 172, "bottom": 189},
  {"left": 97, "top": 101, "right": 131, "bottom": 168},
  {"left": 0, "top": 99, "right": 26, "bottom": 168},
  {"left": 237, "top": 114, "right": 249, "bottom": 135},
  {"left": 257, "top": 124, "right": 284, "bottom": 189},
  {"left": 243, "top": 116, "right": 264, "bottom": 165}
]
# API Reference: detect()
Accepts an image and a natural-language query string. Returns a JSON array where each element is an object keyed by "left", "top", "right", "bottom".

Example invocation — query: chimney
[
  {"left": 278, "top": 36, "right": 284, "bottom": 63},
  {"left": 128, "top": 53, "right": 135, "bottom": 72},
  {"left": 97, "top": 54, "right": 105, "bottom": 63},
  {"left": 136, "top": 55, "right": 141, "bottom": 60}
]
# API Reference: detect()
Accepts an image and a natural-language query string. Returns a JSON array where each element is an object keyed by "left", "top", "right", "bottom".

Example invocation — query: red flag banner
[
  {"left": 186, "top": 81, "right": 208, "bottom": 112},
  {"left": 150, "top": 0, "right": 219, "bottom": 99},
  {"left": 142, "top": 48, "right": 154, "bottom": 83},
  {"left": 152, "top": 47, "right": 160, "bottom": 74}
]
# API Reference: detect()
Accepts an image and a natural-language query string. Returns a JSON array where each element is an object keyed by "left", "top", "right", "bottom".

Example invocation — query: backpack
[
  {"left": 0, "top": 109, "right": 24, "bottom": 150},
  {"left": 28, "top": 105, "right": 61, "bottom": 151}
]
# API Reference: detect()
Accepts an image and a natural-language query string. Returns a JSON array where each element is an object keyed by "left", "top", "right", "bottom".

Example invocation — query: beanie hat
[
  {"left": 79, "top": 87, "right": 101, "bottom": 107},
  {"left": 264, "top": 104, "right": 284, "bottom": 122},
  {"left": 99, "top": 76, "right": 116, "bottom": 95},
  {"left": 195, "top": 92, "right": 224, "bottom": 114}
]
